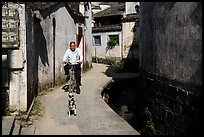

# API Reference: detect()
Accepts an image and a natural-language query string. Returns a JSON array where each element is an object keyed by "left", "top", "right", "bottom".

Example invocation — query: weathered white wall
[
  {"left": 53, "top": 4, "right": 77, "bottom": 81},
  {"left": 9, "top": 3, "right": 27, "bottom": 111},
  {"left": 84, "top": 2, "right": 93, "bottom": 66},
  {"left": 37, "top": 3, "right": 77, "bottom": 87},
  {"left": 122, "top": 22, "right": 135, "bottom": 58},
  {"left": 92, "top": 31, "right": 122, "bottom": 58},
  {"left": 76, "top": 23, "right": 85, "bottom": 67},
  {"left": 125, "top": 2, "right": 139, "bottom": 14}
]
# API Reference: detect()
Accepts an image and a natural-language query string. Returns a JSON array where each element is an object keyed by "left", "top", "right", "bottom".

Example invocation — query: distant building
[{"left": 92, "top": 2, "right": 140, "bottom": 61}]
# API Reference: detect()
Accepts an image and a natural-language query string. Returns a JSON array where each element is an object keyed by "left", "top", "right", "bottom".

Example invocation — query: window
[
  {"left": 78, "top": 27, "right": 83, "bottom": 36},
  {"left": 78, "top": 27, "right": 83, "bottom": 46},
  {"left": 93, "top": 36, "right": 101, "bottom": 46},
  {"left": 107, "top": 35, "right": 119, "bottom": 46}
]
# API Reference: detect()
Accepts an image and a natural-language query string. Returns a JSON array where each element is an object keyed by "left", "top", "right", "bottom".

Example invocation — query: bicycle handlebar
[
  {"left": 65, "top": 61, "right": 81, "bottom": 66},
  {"left": 65, "top": 62, "right": 72, "bottom": 66}
]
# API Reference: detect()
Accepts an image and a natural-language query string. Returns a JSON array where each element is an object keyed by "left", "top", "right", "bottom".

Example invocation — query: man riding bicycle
[{"left": 62, "top": 41, "right": 82, "bottom": 94}]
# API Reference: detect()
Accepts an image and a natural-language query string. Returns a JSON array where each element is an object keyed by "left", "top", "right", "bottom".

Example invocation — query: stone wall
[
  {"left": 140, "top": 70, "right": 202, "bottom": 135},
  {"left": 140, "top": 2, "right": 202, "bottom": 135},
  {"left": 140, "top": 2, "right": 202, "bottom": 84}
]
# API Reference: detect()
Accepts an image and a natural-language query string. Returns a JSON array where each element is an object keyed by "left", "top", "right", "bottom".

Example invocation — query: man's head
[{"left": 70, "top": 41, "right": 76, "bottom": 51}]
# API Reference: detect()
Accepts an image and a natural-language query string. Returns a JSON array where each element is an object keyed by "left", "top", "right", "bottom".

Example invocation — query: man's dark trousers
[{"left": 64, "top": 64, "right": 81, "bottom": 86}]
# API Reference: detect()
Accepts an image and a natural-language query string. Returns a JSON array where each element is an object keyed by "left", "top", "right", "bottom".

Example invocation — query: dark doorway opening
[{"left": 52, "top": 18, "right": 56, "bottom": 85}]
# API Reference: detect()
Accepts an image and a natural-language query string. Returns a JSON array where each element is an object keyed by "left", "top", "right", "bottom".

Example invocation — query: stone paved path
[{"left": 20, "top": 63, "right": 140, "bottom": 135}]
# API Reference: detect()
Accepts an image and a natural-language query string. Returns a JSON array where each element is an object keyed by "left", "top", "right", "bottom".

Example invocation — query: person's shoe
[{"left": 76, "top": 86, "right": 81, "bottom": 94}]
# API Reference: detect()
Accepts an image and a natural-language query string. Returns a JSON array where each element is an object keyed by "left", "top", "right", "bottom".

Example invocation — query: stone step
[{"left": 2, "top": 116, "right": 15, "bottom": 135}]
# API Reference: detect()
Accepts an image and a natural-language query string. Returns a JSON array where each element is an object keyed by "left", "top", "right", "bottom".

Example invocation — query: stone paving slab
[
  {"left": 2, "top": 116, "right": 15, "bottom": 135},
  {"left": 12, "top": 123, "right": 21, "bottom": 135}
]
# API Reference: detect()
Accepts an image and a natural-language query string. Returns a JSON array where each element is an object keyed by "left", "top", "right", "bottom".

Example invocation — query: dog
[
  {"left": 62, "top": 84, "right": 76, "bottom": 93},
  {"left": 67, "top": 92, "right": 76, "bottom": 117},
  {"left": 62, "top": 85, "right": 69, "bottom": 92}
]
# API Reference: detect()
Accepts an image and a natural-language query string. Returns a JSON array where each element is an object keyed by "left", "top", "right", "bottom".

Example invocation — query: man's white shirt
[{"left": 63, "top": 48, "right": 83, "bottom": 65}]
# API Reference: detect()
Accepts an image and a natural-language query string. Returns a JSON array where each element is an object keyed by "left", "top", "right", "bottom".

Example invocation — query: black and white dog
[{"left": 67, "top": 92, "right": 76, "bottom": 117}]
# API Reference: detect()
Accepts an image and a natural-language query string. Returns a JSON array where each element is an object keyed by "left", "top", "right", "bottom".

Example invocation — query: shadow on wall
[
  {"left": 2, "top": 88, "right": 9, "bottom": 115},
  {"left": 26, "top": 16, "right": 50, "bottom": 109},
  {"left": 34, "top": 17, "right": 49, "bottom": 67},
  {"left": 25, "top": 5, "right": 56, "bottom": 110},
  {"left": 2, "top": 56, "right": 10, "bottom": 115}
]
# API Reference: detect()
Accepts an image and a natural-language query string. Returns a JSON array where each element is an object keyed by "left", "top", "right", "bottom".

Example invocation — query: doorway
[{"left": 52, "top": 18, "right": 56, "bottom": 85}]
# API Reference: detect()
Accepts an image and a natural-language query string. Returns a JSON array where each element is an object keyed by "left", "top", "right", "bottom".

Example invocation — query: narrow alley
[
  {"left": 2, "top": 2, "right": 202, "bottom": 135},
  {"left": 20, "top": 63, "right": 140, "bottom": 135}
]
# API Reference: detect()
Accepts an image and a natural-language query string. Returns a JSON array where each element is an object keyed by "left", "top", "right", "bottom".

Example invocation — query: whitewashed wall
[
  {"left": 9, "top": 3, "right": 27, "bottom": 111},
  {"left": 37, "top": 3, "right": 77, "bottom": 87},
  {"left": 122, "top": 22, "right": 135, "bottom": 58}
]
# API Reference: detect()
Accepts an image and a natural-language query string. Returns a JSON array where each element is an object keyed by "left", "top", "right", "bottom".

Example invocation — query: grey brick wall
[
  {"left": 139, "top": 2, "right": 202, "bottom": 135},
  {"left": 140, "top": 70, "right": 202, "bottom": 135}
]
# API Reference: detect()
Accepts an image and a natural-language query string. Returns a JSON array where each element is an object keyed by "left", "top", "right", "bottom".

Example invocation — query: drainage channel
[{"left": 101, "top": 78, "right": 147, "bottom": 134}]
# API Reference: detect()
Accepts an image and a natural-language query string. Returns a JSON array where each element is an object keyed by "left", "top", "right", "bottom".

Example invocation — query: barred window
[{"left": 93, "top": 35, "right": 101, "bottom": 46}]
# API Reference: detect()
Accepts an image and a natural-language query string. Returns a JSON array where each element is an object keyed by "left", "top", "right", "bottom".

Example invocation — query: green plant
[
  {"left": 92, "top": 57, "right": 115, "bottom": 65},
  {"left": 106, "top": 35, "right": 119, "bottom": 50},
  {"left": 38, "top": 82, "right": 57, "bottom": 96},
  {"left": 112, "top": 60, "right": 125, "bottom": 72},
  {"left": 38, "top": 89, "right": 47, "bottom": 96},
  {"left": 4, "top": 107, "right": 11, "bottom": 116},
  {"left": 143, "top": 106, "right": 152, "bottom": 120},
  {"left": 92, "top": 57, "right": 97, "bottom": 63},
  {"left": 107, "top": 39, "right": 116, "bottom": 47},
  {"left": 82, "top": 61, "right": 93, "bottom": 73},
  {"left": 141, "top": 106, "right": 155, "bottom": 135},
  {"left": 102, "top": 92, "right": 110, "bottom": 103},
  {"left": 30, "top": 99, "right": 42, "bottom": 117},
  {"left": 107, "top": 35, "right": 119, "bottom": 47}
]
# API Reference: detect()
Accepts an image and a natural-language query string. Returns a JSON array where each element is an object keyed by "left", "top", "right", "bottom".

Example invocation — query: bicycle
[
  {"left": 62, "top": 62, "right": 77, "bottom": 117},
  {"left": 68, "top": 63, "right": 77, "bottom": 93},
  {"left": 62, "top": 63, "right": 77, "bottom": 91}
]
